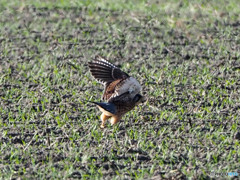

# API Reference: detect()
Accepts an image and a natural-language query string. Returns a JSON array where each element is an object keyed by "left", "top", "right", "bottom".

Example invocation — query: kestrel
[{"left": 88, "top": 56, "right": 146, "bottom": 128}]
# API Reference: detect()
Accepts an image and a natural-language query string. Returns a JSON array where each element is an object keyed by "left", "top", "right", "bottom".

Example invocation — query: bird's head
[{"left": 133, "top": 94, "right": 147, "bottom": 105}]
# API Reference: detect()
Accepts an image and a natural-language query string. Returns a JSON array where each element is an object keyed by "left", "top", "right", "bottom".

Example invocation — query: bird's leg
[
  {"left": 100, "top": 113, "right": 111, "bottom": 128},
  {"left": 110, "top": 116, "right": 121, "bottom": 125}
]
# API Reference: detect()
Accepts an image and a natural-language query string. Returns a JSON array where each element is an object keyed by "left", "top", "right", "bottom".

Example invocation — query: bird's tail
[{"left": 88, "top": 101, "right": 116, "bottom": 115}]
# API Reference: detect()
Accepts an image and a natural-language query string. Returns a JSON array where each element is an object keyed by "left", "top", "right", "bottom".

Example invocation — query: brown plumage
[
  {"left": 88, "top": 56, "right": 146, "bottom": 128},
  {"left": 88, "top": 56, "right": 129, "bottom": 101}
]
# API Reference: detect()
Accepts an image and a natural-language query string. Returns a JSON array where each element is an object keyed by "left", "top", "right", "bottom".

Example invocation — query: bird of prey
[{"left": 88, "top": 56, "right": 146, "bottom": 128}]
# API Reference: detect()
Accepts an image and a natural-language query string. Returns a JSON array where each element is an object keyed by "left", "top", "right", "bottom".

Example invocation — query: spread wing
[
  {"left": 88, "top": 56, "right": 129, "bottom": 84},
  {"left": 88, "top": 56, "right": 141, "bottom": 101}
]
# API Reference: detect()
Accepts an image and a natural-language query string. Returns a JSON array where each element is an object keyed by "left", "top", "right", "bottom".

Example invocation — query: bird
[{"left": 88, "top": 56, "right": 146, "bottom": 128}]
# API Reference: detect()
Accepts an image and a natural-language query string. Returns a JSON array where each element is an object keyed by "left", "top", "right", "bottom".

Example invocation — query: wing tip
[{"left": 92, "top": 56, "right": 117, "bottom": 68}]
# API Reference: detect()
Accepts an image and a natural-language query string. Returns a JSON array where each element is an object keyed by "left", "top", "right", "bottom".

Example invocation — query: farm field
[{"left": 0, "top": 0, "right": 240, "bottom": 179}]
